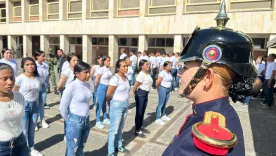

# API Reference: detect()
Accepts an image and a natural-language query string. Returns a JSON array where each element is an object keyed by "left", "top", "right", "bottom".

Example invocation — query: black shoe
[{"left": 54, "top": 88, "right": 59, "bottom": 95}]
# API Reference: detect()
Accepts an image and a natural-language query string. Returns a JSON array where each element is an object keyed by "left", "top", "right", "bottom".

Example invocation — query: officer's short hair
[{"left": 57, "top": 49, "right": 63, "bottom": 53}]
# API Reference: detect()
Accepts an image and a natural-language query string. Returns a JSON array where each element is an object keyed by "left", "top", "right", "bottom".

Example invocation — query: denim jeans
[
  {"left": 244, "top": 96, "right": 251, "bottom": 105},
  {"left": 135, "top": 89, "right": 149, "bottom": 131},
  {"left": 39, "top": 85, "right": 47, "bottom": 121},
  {"left": 108, "top": 100, "right": 128, "bottom": 154},
  {"left": 21, "top": 100, "right": 39, "bottom": 148},
  {"left": 151, "top": 67, "right": 158, "bottom": 88},
  {"left": 0, "top": 133, "right": 29, "bottom": 156},
  {"left": 92, "top": 76, "right": 98, "bottom": 106},
  {"left": 263, "top": 79, "right": 275, "bottom": 106},
  {"left": 175, "top": 69, "right": 181, "bottom": 88},
  {"left": 65, "top": 113, "right": 90, "bottom": 156},
  {"left": 131, "top": 66, "right": 136, "bottom": 86},
  {"left": 96, "top": 83, "right": 108, "bottom": 122},
  {"left": 170, "top": 69, "right": 177, "bottom": 91},
  {"left": 156, "top": 86, "right": 170, "bottom": 120}
]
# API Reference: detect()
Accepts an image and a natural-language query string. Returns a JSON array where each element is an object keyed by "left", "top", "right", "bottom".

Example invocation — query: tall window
[
  {"left": 13, "top": 2, "right": 22, "bottom": 22},
  {"left": 117, "top": 0, "right": 139, "bottom": 17},
  {"left": 230, "top": 0, "right": 273, "bottom": 11},
  {"left": 49, "top": 37, "right": 60, "bottom": 54},
  {"left": 90, "top": 0, "right": 108, "bottom": 18},
  {"left": 0, "top": 4, "right": 6, "bottom": 23},
  {"left": 47, "top": 0, "right": 59, "bottom": 20},
  {"left": 67, "top": 0, "right": 82, "bottom": 19},
  {"left": 184, "top": 0, "right": 221, "bottom": 13},
  {"left": 29, "top": 0, "right": 39, "bottom": 21},
  {"left": 148, "top": 0, "right": 176, "bottom": 15},
  {"left": 149, "top": 38, "right": 174, "bottom": 47}
]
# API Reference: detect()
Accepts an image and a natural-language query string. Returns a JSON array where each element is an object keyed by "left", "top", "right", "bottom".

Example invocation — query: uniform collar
[{"left": 192, "top": 97, "right": 230, "bottom": 116}]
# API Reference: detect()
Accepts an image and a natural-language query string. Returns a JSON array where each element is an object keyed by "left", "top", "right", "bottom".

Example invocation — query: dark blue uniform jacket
[{"left": 162, "top": 97, "right": 245, "bottom": 156}]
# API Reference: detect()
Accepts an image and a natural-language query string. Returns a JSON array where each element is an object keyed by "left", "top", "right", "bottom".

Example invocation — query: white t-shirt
[
  {"left": 142, "top": 56, "right": 149, "bottom": 61},
  {"left": 126, "top": 66, "right": 134, "bottom": 81},
  {"left": 150, "top": 56, "right": 158, "bottom": 69},
  {"left": 120, "top": 53, "right": 127, "bottom": 59},
  {"left": 109, "top": 74, "right": 130, "bottom": 101},
  {"left": 170, "top": 56, "right": 177, "bottom": 69},
  {"left": 0, "top": 59, "right": 18, "bottom": 76},
  {"left": 136, "top": 71, "right": 153, "bottom": 92},
  {"left": 15, "top": 74, "right": 42, "bottom": 102},
  {"left": 36, "top": 61, "right": 49, "bottom": 87},
  {"left": 138, "top": 56, "right": 143, "bottom": 65},
  {"left": 130, "top": 55, "right": 137, "bottom": 67},
  {"left": 92, "top": 65, "right": 101, "bottom": 78},
  {"left": 156, "top": 56, "right": 162, "bottom": 67},
  {"left": 97, "top": 66, "right": 112, "bottom": 85},
  {"left": 62, "top": 68, "right": 75, "bottom": 87},
  {"left": 159, "top": 70, "right": 173, "bottom": 88},
  {"left": 256, "top": 63, "right": 265, "bottom": 76},
  {"left": 0, "top": 91, "right": 25, "bottom": 141},
  {"left": 61, "top": 61, "right": 70, "bottom": 73},
  {"left": 265, "top": 62, "right": 276, "bottom": 80}
]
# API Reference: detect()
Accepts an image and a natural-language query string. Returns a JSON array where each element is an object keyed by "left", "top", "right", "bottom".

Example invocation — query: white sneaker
[
  {"left": 155, "top": 119, "right": 165, "bottom": 125},
  {"left": 95, "top": 122, "right": 105, "bottom": 129},
  {"left": 35, "top": 125, "right": 38, "bottom": 131},
  {"left": 40, "top": 120, "right": 49, "bottom": 128},
  {"left": 161, "top": 115, "right": 171, "bottom": 121},
  {"left": 30, "top": 149, "right": 43, "bottom": 156},
  {"left": 103, "top": 119, "right": 110, "bottom": 125}
]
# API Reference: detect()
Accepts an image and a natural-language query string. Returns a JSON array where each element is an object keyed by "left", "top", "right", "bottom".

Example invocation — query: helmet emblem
[{"left": 202, "top": 45, "right": 222, "bottom": 63}]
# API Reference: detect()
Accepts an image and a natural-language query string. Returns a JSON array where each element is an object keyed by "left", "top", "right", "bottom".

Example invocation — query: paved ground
[{"left": 15, "top": 59, "right": 276, "bottom": 156}]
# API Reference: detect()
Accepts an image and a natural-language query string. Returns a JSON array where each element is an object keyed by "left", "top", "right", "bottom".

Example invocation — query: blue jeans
[
  {"left": 156, "top": 86, "right": 170, "bottom": 120},
  {"left": 108, "top": 100, "right": 128, "bottom": 154},
  {"left": 21, "top": 100, "right": 39, "bottom": 148},
  {"left": 135, "top": 89, "right": 149, "bottom": 131},
  {"left": 0, "top": 133, "right": 29, "bottom": 156},
  {"left": 263, "top": 79, "right": 275, "bottom": 106},
  {"left": 151, "top": 67, "right": 158, "bottom": 88},
  {"left": 39, "top": 85, "right": 47, "bottom": 121},
  {"left": 96, "top": 83, "right": 108, "bottom": 122},
  {"left": 175, "top": 69, "right": 181, "bottom": 88},
  {"left": 92, "top": 76, "right": 98, "bottom": 106},
  {"left": 244, "top": 96, "right": 251, "bottom": 105},
  {"left": 131, "top": 66, "right": 136, "bottom": 86},
  {"left": 65, "top": 113, "right": 90, "bottom": 156},
  {"left": 170, "top": 69, "right": 177, "bottom": 91}
]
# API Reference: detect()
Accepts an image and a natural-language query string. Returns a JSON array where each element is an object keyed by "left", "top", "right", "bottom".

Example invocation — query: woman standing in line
[
  {"left": 0, "top": 48, "right": 18, "bottom": 76},
  {"left": 155, "top": 61, "right": 172, "bottom": 125},
  {"left": 13, "top": 57, "right": 43, "bottom": 156},
  {"left": 106, "top": 59, "right": 130, "bottom": 156},
  {"left": 59, "top": 62, "right": 92, "bottom": 156},
  {"left": 133, "top": 59, "right": 153, "bottom": 137},
  {"left": 125, "top": 56, "right": 134, "bottom": 85},
  {"left": 0, "top": 63, "right": 29, "bottom": 156},
  {"left": 95, "top": 56, "right": 112, "bottom": 129},
  {"left": 90, "top": 56, "right": 102, "bottom": 108},
  {"left": 34, "top": 50, "right": 50, "bottom": 130}
]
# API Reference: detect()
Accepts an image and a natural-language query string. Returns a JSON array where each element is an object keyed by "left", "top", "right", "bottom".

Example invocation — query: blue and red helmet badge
[{"left": 202, "top": 45, "right": 222, "bottom": 63}]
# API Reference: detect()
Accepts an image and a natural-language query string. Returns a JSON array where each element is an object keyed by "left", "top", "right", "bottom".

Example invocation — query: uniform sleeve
[
  {"left": 136, "top": 72, "right": 144, "bottom": 83},
  {"left": 159, "top": 71, "right": 165, "bottom": 78},
  {"left": 109, "top": 76, "right": 119, "bottom": 87},
  {"left": 15, "top": 75, "right": 22, "bottom": 87},
  {"left": 97, "top": 67, "right": 104, "bottom": 75},
  {"left": 59, "top": 83, "right": 73, "bottom": 119},
  {"left": 62, "top": 68, "right": 70, "bottom": 78},
  {"left": 273, "top": 62, "right": 276, "bottom": 71}
]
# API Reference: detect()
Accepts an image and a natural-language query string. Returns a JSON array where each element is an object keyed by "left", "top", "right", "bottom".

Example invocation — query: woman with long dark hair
[
  {"left": 13, "top": 57, "right": 43, "bottom": 156},
  {"left": 133, "top": 59, "right": 153, "bottom": 137},
  {"left": 106, "top": 59, "right": 130, "bottom": 156},
  {"left": 60, "top": 62, "right": 92, "bottom": 156},
  {"left": 0, "top": 63, "right": 29, "bottom": 156},
  {"left": 34, "top": 50, "right": 50, "bottom": 130},
  {"left": 90, "top": 56, "right": 102, "bottom": 108},
  {"left": 0, "top": 48, "right": 18, "bottom": 76},
  {"left": 95, "top": 56, "right": 112, "bottom": 129}
]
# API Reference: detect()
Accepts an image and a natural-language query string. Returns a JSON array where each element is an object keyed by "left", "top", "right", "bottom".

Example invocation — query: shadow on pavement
[
  {"left": 46, "top": 114, "right": 63, "bottom": 124},
  {"left": 35, "top": 133, "right": 64, "bottom": 151},
  {"left": 48, "top": 101, "right": 60, "bottom": 107}
]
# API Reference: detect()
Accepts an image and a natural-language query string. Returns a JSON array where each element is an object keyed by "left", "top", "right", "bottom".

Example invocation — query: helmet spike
[{"left": 215, "top": 0, "right": 230, "bottom": 27}]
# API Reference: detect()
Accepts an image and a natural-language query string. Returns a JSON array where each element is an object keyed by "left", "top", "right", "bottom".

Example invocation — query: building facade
[{"left": 0, "top": 0, "right": 275, "bottom": 65}]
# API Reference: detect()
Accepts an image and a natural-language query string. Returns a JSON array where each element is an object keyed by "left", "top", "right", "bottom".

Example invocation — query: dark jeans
[
  {"left": 0, "top": 133, "right": 29, "bottom": 156},
  {"left": 151, "top": 67, "right": 158, "bottom": 88},
  {"left": 170, "top": 69, "right": 177, "bottom": 91},
  {"left": 263, "top": 79, "right": 275, "bottom": 106},
  {"left": 135, "top": 89, "right": 149, "bottom": 131}
]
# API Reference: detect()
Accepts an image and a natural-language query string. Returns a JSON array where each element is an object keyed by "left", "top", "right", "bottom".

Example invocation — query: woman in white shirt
[
  {"left": 106, "top": 59, "right": 130, "bottom": 156},
  {"left": 95, "top": 56, "right": 112, "bottom": 129},
  {"left": 13, "top": 57, "right": 43, "bottom": 156},
  {"left": 0, "top": 63, "right": 29, "bottom": 156},
  {"left": 155, "top": 61, "right": 172, "bottom": 125},
  {"left": 34, "top": 50, "right": 50, "bottom": 130},
  {"left": 59, "top": 62, "right": 92, "bottom": 156},
  {"left": 90, "top": 56, "right": 102, "bottom": 108},
  {"left": 0, "top": 48, "right": 18, "bottom": 76},
  {"left": 125, "top": 56, "right": 134, "bottom": 85},
  {"left": 133, "top": 59, "right": 153, "bottom": 137}
]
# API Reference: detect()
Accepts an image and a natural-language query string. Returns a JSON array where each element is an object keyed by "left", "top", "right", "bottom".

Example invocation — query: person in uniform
[
  {"left": 163, "top": 1, "right": 262, "bottom": 156},
  {"left": 46, "top": 47, "right": 59, "bottom": 95}
]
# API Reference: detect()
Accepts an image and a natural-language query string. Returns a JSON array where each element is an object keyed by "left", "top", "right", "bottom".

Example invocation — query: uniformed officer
[
  {"left": 46, "top": 47, "right": 59, "bottom": 95},
  {"left": 162, "top": 1, "right": 261, "bottom": 156}
]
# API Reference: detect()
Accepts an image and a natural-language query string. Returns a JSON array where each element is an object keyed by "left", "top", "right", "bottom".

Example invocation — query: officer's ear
[{"left": 203, "top": 68, "right": 214, "bottom": 90}]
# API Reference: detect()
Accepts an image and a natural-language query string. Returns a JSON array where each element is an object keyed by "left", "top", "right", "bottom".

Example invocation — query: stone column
[
  {"left": 108, "top": 0, "right": 115, "bottom": 19},
  {"left": 82, "top": 0, "right": 89, "bottom": 20},
  {"left": 40, "top": 0, "right": 47, "bottom": 21},
  {"left": 23, "top": 35, "right": 32, "bottom": 57},
  {"left": 60, "top": 35, "right": 69, "bottom": 54},
  {"left": 8, "top": 35, "right": 16, "bottom": 52},
  {"left": 40, "top": 35, "right": 49, "bottom": 52},
  {"left": 5, "top": 0, "right": 11, "bottom": 23},
  {"left": 108, "top": 35, "right": 118, "bottom": 67},
  {"left": 22, "top": 0, "right": 29, "bottom": 22},
  {"left": 59, "top": 0, "right": 66, "bottom": 20},
  {"left": 138, "top": 35, "right": 148, "bottom": 52},
  {"left": 82, "top": 35, "right": 93, "bottom": 64},
  {"left": 173, "top": 35, "right": 183, "bottom": 53}
]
